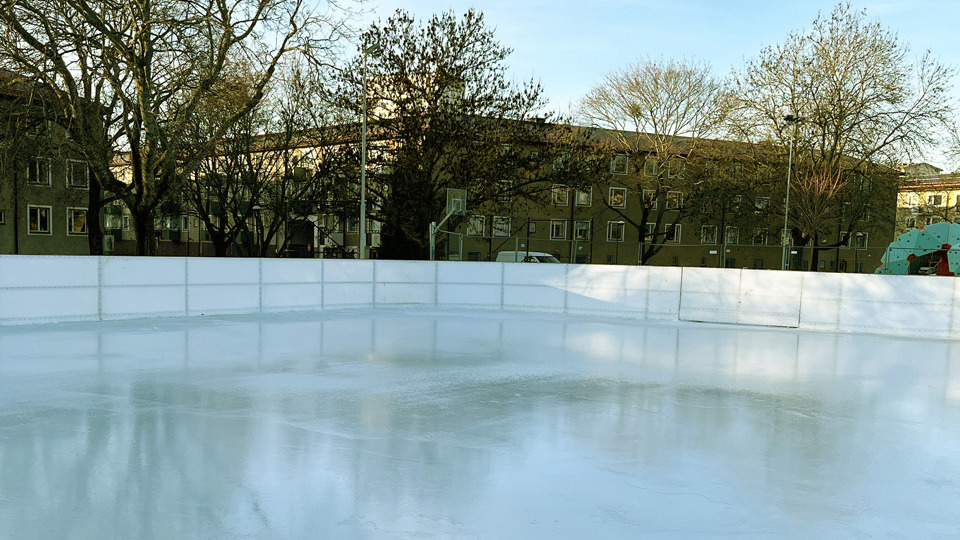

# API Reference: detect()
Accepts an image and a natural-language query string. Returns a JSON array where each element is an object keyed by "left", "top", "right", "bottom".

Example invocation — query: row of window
[
  {"left": 16, "top": 205, "right": 88, "bottom": 235},
  {"left": 463, "top": 215, "right": 870, "bottom": 248},
  {"left": 26, "top": 159, "right": 90, "bottom": 188},
  {"left": 904, "top": 193, "right": 956, "bottom": 208},
  {"left": 551, "top": 185, "right": 686, "bottom": 209}
]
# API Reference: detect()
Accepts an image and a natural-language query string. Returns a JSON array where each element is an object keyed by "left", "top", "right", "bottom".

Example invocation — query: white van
[{"left": 495, "top": 251, "right": 561, "bottom": 263}]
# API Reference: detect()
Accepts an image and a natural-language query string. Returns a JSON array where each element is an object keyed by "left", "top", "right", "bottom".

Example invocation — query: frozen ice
[{"left": 1, "top": 309, "right": 959, "bottom": 539}]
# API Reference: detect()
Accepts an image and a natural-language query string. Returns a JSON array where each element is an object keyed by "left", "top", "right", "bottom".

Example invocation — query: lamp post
[
  {"left": 359, "top": 44, "right": 381, "bottom": 260},
  {"left": 781, "top": 114, "right": 803, "bottom": 270}
]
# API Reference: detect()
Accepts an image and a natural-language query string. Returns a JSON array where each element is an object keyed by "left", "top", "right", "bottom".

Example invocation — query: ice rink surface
[{"left": 1, "top": 309, "right": 959, "bottom": 539}]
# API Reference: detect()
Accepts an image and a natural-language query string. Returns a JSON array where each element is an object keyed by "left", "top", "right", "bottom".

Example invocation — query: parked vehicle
[{"left": 495, "top": 250, "right": 561, "bottom": 263}]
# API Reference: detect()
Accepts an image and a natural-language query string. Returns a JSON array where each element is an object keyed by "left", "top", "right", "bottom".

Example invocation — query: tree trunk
[
  {"left": 132, "top": 209, "right": 156, "bottom": 256},
  {"left": 87, "top": 181, "right": 104, "bottom": 255}
]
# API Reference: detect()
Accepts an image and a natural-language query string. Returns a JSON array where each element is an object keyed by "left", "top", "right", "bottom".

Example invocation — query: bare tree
[
  {"left": 331, "top": 9, "right": 551, "bottom": 260},
  {"left": 730, "top": 3, "right": 953, "bottom": 268},
  {"left": 576, "top": 57, "right": 729, "bottom": 264},
  {"left": 0, "top": 0, "right": 351, "bottom": 254}
]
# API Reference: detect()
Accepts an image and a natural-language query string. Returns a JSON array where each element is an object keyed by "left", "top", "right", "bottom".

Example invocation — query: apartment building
[
  {"left": 896, "top": 163, "right": 960, "bottom": 235},
  {"left": 0, "top": 73, "right": 93, "bottom": 256}
]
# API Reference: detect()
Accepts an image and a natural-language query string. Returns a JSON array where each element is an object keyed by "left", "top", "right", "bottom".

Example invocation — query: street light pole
[
  {"left": 359, "top": 44, "right": 380, "bottom": 260},
  {"left": 781, "top": 114, "right": 802, "bottom": 270}
]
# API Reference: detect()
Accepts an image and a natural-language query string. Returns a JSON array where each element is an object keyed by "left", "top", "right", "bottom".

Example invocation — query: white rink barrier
[{"left": 1, "top": 255, "right": 958, "bottom": 339}]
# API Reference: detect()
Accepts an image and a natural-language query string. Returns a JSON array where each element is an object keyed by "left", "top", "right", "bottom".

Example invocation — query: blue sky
[{"left": 360, "top": 0, "right": 960, "bottom": 165}]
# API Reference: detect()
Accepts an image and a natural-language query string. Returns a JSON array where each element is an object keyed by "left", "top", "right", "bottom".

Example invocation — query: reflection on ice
[{"left": 1, "top": 310, "right": 959, "bottom": 538}]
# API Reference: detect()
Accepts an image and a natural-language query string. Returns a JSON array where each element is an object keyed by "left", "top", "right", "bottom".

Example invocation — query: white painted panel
[
  {"left": 102, "top": 256, "right": 185, "bottom": 286},
  {"left": 799, "top": 273, "right": 842, "bottom": 331},
  {"left": 646, "top": 267, "right": 684, "bottom": 291},
  {"left": 188, "top": 284, "right": 260, "bottom": 315},
  {"left": 375, "top": 260, "right": 436, "bottom": 283},
  {"left": 374, "top": 283, "right": 435, "bottom": 305},
  {"left": 101, "top": 285, "right": 186, "bottom": 319},
  {"left": 837, "top": 274, "right": 953, "bottom": 337},
  {"left": 502, "top": 263, "right": 567, "bottom": 287},
  {"left": 262, "top": 259, "right": 323, "bottom": 284},
  {"left": 0, "top": 256, "right": 99, "bottom": 288},
  {"left": 502, "top": 284, "right": 565, "bottom": 312},
  {"left": 679, "top": 268, "right": 740, "bottom": 324},
  {"left": 437, "top": 261, "right": 502, "bottom": 284},
  {"left": 437, "top": 283, "right": 501, "bottom": 307},
  {"left": 323, "top": 283, "right": 374, "bottom": 306},
  {"left": 0, "top": 288, "right": 99, "bottom": 323},
  {"left": 647, "top": 290, "right": 682, "bottom": 319},
  {"left": 737, "top": 269, "right": 802, "bottom": 327},
  {"left": 565, "top": 289, "right": 647, "bottom": 316},
  {"left": 188, "top": 258, "right": 259, "bottom": 285},
  {"left": 564, "top": 265, "right": 638, "bottom": 313},
  {"left": 262, "top": 283, "right": 323, "bottom": 311},
  {"left": 324, "top": 260, "right": 374, "bottom": 283}
]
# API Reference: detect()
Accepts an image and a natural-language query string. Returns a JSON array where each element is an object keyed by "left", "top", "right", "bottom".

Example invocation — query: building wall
[{"left": 0, "top": 154, "right": 93, "bottom": 255}]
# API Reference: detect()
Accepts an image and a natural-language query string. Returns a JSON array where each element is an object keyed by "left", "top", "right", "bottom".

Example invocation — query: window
[
  {"left": 550, "top": 219, "right": 567, "bottom": 240},
  {"left": 493, "top": 216, "right": 511, "bottom": 237},
  {"left": 642, "top": 189, "right": 657, "bottom": 209},
  {"left": 122, "top": 215, "right": 130, "bottom": 231},
  {"left": 325, "top": 215, "right": 340, "bottom": 231},
  {"left": 780, "top": 228, "right": 791, "bottom": 245},
  {"left": 574, "top": 220, "right": 591, "bottom": 240},
  {"left": 67, "top": 208, "right": 87, "bottom": 235},
  {"left": 67, "top": 160, "right": 89, "bottom": 188},
  {"left": 28, "top": 159, "right": 49, "bottom": 185},
  {"left": 701, "top": 225, "right": 717, "bottom": 244},
  {"left": 755, "top": 197, "right": 770, "bottom": 212},
  {"left": 753, "top": 230, "right": 768, "bottom": 245},
  {"left": 643, "top": 157, "right": 658, "bottom": 177},
  {"left": 609, "top": 187, "right": 626, "bottom": 208},
  {"left": 753, "top": 259, "right": 764, "bottom": 269},
  {"left": 610, "top": 154, "right": 628, "bottom": 175},
  {"left": 667, "top": 159, "right": 684, "bottom": 178},
  {"left": 926, "top": 216, "right": 942, "bottom": 226},
  {"left": 725, "top": 226, "right": 740, "bottom": 245},
  {"left": 644, "top": 222, "right": 656, "bottom": 242},
  {"left": 28, "top": 205, "right": 51, "bottom": 234},
  {"left": 346, "top": 217, "right": 359, "bottom": 233},
  {"left": 105, "top": 213, "right": 121, "bottom": 230},
  {"left": 664, "top": 223, "right": 680, "bottom": 243},
  {"left": 467, "top": 215, "right": 485, "bottom": 236},
  {"left": 607, "top": 221, "right": 625, "bottom": 242},
  {"left": 905, "top": 217, "right": 917, "bottom": 229},
  {"left": 839, "top": 232, "right": 850, "bottom": 248},
  {"left": 854, "top": 232, "right": 868, "bottom": 250},
  {"left": 498, "top": 179, "right": 513, "bottom": 203},
  {"left": 182, "top": 217, "right": 190, "bottom": 231},
  {"left": 666, "top": 191, "right": 682, "bottom": 210},
  {"left": 552, "top": 184, "right": 568, "bottom": 206},
  {"left": 553, "top": 151, "right": 569, "bottom": 172},
  {"left": 0, "top": 209, "right": 5, "bottom": 225},
  {"left": 575, "top": 188, "right": 592, "bottom": 206},
  {"left": 927, "top": 194, "right": 945, "bottom": 206}
]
